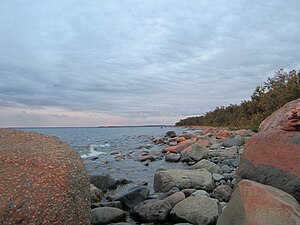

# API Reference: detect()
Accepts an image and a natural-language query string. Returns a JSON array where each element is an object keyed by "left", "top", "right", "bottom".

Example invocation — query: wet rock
[
  {"left": 165, "top": 130, "right": 177, "bottom": 138},
  {"left": 90, "top": 183, "right": 104, "bottom": 203},
  {"left": 131, "top": 192, "right": 185, "bottom": 222},
  {"left": 191, "top": 159, "right": 222, "bottom": 174},
  {"left": 171, "top": 195, "right": 221, "bottom": 225},
  {"left": 115, "top": 178, "right": 133, "bottom": 186},
  {"left": 91, "top": 207, "right": 126, "bottom": 225},
  {"left": 217, "top": 179, "right": 300, "bottom": 225},
  {"left": 212, "top": 185, "right": 233, "bottom": 202},
  {"left": 115, "top": 186, "right": 150, "bottom": 209},
  {"left": 138, "top": 155, "right": 155, "bottom": 162},
  {"left": 110, "top": 150, "right": 120, "bottom": 155},
  {"left": 0, "top": 129, "right": 90, "bottom": 224},
  {"left": 165, "top": 153, "right": 181, "bottom": 162},
  {"left": 222, "top": 137, "right": 243, "bottom": 147},
  {"left": 154, "top": 168, "right": 214, "bottom": 192},
  {"left": 90, "top": 173, "right": 117, "bottom": 191},
  {"left": 153, "top": 137, "right": 165, "bottom": 144}
]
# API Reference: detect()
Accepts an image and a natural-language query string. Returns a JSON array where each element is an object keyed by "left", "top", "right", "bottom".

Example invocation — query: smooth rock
[
  {"left": 91, "top": 201, "right": 123, "bottom": 209},
  {"left": 217, "top": 179, "right": 300, "bottom": 225},
  {"left": 165, "top": 153, "right": 181, "bottom": 162},
  {"left": 163, "top": 138, "right": 197, "bottom": 153},
  {"left": 0, "top": 129, "right": 90, "bottom": 224},
  {"left": 236, "top": 129, "right": 300, "bottom": 202},
  {"left": 191, "top": 159, "right": 222, "bottom": 174},
  {"left": 182, "top": 188, "right": 197, "bottom": 197},
  {"left": 184, "top": 143, "right": 208, "bottom": 161},
  {"left": 115, "top": 186, "right": 150, "bottom": 209},
  {"left": 90, "top": 173, "right": 117, "bottom": 191},
  {"left": 222, "top": 137, "right": 243, "bottom": 147},
  {"left": 154, "top": 168, "right": 214, "bottom": 192},
  {"left": 165, "top": 130, "right": 177, "bottom": 138},
  {"left": 131, "top": 192, "right": 185, "bottom": 222},
  {"left": 221, "top": 165, "right": 232, "bottom": 173},
  {"left": 91, "top": 207, "right": 126, "bottom": 225},
  {"left": 171, "top": 196, "right": 221, "bottom": 225},
  {"left": 191, "top": 190, "right": 210, "bottom": 197},
  {"left": 213, "top": 173, "right": 224, "bottom": 182},
  {"left": 212, "top": 185, "right": 233, "bottom": 202},
  {"left": 90, "top": 183, "right": 104, "bottom": 203},
  {"left": 179, "top": 132, "right": 197, "bottom": 139}
]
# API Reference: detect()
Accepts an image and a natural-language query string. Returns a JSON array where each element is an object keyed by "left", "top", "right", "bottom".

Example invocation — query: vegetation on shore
[{"left": 175, "top": 69, "right": 300, "bottom": 131}]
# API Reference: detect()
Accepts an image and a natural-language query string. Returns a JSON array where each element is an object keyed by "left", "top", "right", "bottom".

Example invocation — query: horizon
[{"left": 1, "top": 1, "right": 300, "bottom": 127}]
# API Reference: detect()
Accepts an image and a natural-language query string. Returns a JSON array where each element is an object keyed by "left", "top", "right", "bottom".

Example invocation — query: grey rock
[
  {"left": 212, "top": 185, "right": 233, "bottom": 202},
  {"left": 91, "top": 207, "right": 126, "bottom": 225},
  {"left": 182, "top": 188, "right": 197, "bottom": 197},
  {"left": 222, "top": 172, "right": 235, "bottom": 180},
  {"left": 171, "top": 196, "right": 221, "bottom": 225},
  {"left": 115, "top": 187, "right": 150, "bottom": 209},
  {"left": 154, "top": 168, "right": 214, "bottom": 192},
  {"left": 191, "top": 159, "right": 222, "bottom": 174},
  {"left": 213, "top": 173, "right": 224, "bottom": 182},
  {"left": 90, "top": 183, "right": 103, "bottom": 203},
  {"left": 186, "top": 144, "right": 208, "bottom": 161},
  {"left": 165, "top": 153, "right": 181, "bottom": 162},
  {"left": 132, "top": 192, "right": 185, "bottom": 222},
  {"left": 165, "top": 130, "right": 177, "bottom": 138},
  {"left": 191, "top": 190, "right": 210, "bottom": 197},
  {"left": 222, "top": 137, "right": 243, "bottom": 147},
  {"left": 91, "top": 201, "right": 123, "bottom": 209},
  {"left": 221, "top": 165, "right": 232, "bottom": 173},
  {"left": 90, "top": 174, "right": 116, "bottom": 191}
]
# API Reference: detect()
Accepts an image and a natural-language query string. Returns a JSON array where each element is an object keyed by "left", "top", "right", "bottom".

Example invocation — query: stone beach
[{"left": 1, "top": 99, "right": 300, "bottom": 224}]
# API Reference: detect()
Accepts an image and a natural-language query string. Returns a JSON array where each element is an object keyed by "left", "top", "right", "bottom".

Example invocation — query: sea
[{"left": 18, "top": 126, "right": 190, "bottom": 194}]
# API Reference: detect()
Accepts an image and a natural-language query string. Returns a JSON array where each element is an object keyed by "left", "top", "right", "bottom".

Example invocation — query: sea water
[{"left": 19, "top": 126, "right": 189, "bottom": 193}]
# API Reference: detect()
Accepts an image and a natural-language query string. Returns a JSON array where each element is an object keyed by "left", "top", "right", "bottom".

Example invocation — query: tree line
[{"left": 175, "top": 69, "right": 300, "bottom": 131}]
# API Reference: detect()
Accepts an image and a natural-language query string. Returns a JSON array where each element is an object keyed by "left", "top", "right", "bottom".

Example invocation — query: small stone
[
  {"left": 191, "top": 190, "right": 210, "bottom": 197},
  {"left": 213, "top": 173, "right": 224, "bottom": 182},
  {"left": 220, "top": 165, "right": 232, "bottom": 173}
]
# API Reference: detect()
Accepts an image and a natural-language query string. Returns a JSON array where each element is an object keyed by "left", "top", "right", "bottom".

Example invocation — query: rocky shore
[
  {"left": 1, "top": 99, "right": 300, "bottom": 224},
  {"left": 90, "top": 99, "right": 300, "bottom": 225}
]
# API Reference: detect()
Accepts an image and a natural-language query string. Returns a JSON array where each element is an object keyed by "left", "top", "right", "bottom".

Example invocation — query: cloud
[{"left": 0, "top": 0, "right": 300, "bottom": 126}]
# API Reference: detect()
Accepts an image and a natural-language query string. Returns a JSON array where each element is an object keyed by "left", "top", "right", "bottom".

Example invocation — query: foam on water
[{"left": 80, "top": 143, "right": 109, "bottom": 158}]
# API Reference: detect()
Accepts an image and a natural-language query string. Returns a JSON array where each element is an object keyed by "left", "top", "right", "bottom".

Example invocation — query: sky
[{"left": 0, "top": 0, "right": 300, "bottom": 127}]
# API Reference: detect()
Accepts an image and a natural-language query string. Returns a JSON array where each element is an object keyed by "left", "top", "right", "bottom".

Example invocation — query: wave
[{"left": 80, "top": 143, "right": 109, "bottom": 158}]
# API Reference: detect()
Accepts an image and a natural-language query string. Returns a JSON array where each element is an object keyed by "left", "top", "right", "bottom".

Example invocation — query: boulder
[
  {"left": 163, "top": 138, "right": 197, "bottom": 153},
  {"left": 171, "top": 196, "right": 221, "bottom": 225},
  {"left": 179, "top": 132, "right": 197, "bottom": 139},
  {"left": 191, "top": 159, "right": 222, "bottom": 174},
  {"left": 176, "top": 137, "right": 186, "bottom": 143},
  {"left": 183, "top": 143, "right": 208, "bottom": 161},
  {"left": 217, "top": 179, "right": 300, "bottom": 225},
  {"left": 165, "top": 130, "right": 177, "bottom": 138},
  {"left": 90, "top": 173, "right": 116, "bottom": 191},
  {"left": 236, "top": 129, "right": 300, "bottom": 202},
  {"left": 222, "top": 136, "right": 243, "bottom": 147},
  {"left": 216, "top": 130, "right": 233, "bottom": 140},
  {"left": 259, "top": 98, "right": 300, "bottom": 132},
  {"left": 90, "top": 183, "right": 104, "bottom": 203},
  {"left": 165, "top": 153, "right": 181, "bottom": 162},
  {"left": 154, "top": 168, "right": 214, "bottom": 192},
  {"left": 115, "top": 186, "right": 150, "bottom": 209},
  {"left": 0, "top": 129, "right": 90, "bottom": 224},
  {"left": 132, "top": 192, "right": 185, "bottom": 222},
  {"left": 91, "top": 207, "right": 126, "bottom": 225},
  {"left": 212, "top": 185, "right": 233, "bottom": 202}
]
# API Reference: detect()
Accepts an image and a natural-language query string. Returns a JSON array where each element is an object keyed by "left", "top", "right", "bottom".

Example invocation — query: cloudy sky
[{"left": 0, "top": 0, "right": 299, "bottom": 127}]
